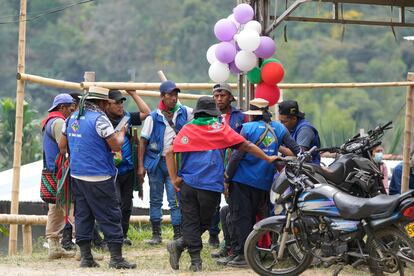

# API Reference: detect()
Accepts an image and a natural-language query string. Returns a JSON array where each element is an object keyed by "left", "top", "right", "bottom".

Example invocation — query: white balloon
[
  {"left": 208, "top": 61, "right": 230, "bottom": 83},
  {"left": 227, "top": 14, "right": 241, "bottom": 29},
  {"left": 234, "top": 50, "right": 257, "bottom": 72},
  {"left": 236, "top": 29, "right": 261, "bottom": 52},
  {"left": 206, "top": 44, "right": 218, "bottom": 64},
  {"left": 244, "top": 20, "right": 262, "bottom": 34}
]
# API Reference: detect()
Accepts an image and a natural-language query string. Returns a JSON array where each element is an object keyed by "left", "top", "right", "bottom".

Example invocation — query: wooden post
[
  {"left": 157, "top": 70, "right": 168, "bottom": 82},
  {"left": 9, "top": 0, "right": 27, "bottom": 256},
  {"left": 401, "top": 72, "right": 414, "bottom": 193},
  {"left": 22, "top": 225, "right": 32, "bottom": 256}
]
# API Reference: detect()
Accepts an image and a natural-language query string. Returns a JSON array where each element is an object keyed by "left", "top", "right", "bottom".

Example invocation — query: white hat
[
  {"left": 86, "top": 86, "right": 109, "bottom": 101},
  {"left": 244, "top": 98, "right": 269, "bottom": 115}
]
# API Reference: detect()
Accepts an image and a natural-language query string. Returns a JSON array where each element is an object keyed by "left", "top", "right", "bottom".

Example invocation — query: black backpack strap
[{"left": 161, "top": 110, "right": 178, "bottom": 134}]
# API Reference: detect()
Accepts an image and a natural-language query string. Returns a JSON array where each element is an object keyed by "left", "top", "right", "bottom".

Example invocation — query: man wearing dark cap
[
  {"left": 138, "top": 80, "right": 193, "bottom": 245},
  {"left": 278, "top": 100, "right": 321, "bottom": 164},
  {"left": 59, "top": 86, "right": 136, "bottom": 269},
  {"left": 106, "top": 89, "right": 150, "bottom": 245},
  {"left": 165, "top": 96, "right": 279, "bottom": 272}
]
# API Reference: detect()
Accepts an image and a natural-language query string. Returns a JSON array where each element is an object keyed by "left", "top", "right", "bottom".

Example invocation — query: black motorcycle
[
  {"left": 245, "top": 147, "right": 414, "bottom": 276},
  {"left": 301, "top": 122, "right": 393, "bottom": 197}
]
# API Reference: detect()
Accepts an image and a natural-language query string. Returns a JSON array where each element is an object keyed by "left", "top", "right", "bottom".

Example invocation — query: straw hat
[
  {"left": 244, "top": 98, "right": 269, "bottom": 115},
  {"left": 86, "top": 86, "right": 109, "bottom": 101}
]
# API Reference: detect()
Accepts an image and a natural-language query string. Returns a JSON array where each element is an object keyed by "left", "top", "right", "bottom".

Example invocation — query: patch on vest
[
  {"left": 262, "top": 134, "right": 275, "bottom": 147},
  {"left": 181, "top": 136, "right": 189, "bottom": 144},
  {"left": 150, "top": 142, "right": 157, "bottom": 150},
  {"left": 211, "top": 122, "right": 221, "bottom": 130},
  {"left": 71, "top": 120, "right": 79, "bottom": 132}
]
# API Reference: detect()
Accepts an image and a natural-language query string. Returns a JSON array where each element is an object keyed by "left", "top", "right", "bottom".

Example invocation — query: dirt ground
[{"left": 0, "top": 245, "right": 384, "bottom": 276}]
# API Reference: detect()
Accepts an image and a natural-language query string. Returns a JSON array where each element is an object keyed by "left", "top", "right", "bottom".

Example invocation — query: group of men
[{"left": 42, "top": 80, "right": 321, "bottom": 271}]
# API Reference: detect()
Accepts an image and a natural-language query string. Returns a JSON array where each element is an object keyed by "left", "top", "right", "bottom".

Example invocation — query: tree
[{"left": 0, "top": 98, "right": 41, "bottom": 170}]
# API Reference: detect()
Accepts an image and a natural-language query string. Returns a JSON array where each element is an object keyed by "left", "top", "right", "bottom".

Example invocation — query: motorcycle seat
[
  {"left": 333, "top": 190, "right": 414, "bottom": 220},
  {"left": 307, "top": 163, "right": 346, "bottom": 184}
]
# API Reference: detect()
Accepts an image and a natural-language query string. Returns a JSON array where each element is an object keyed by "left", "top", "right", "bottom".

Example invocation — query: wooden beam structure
[
  {"left": 9, "top": 0, "right": 27, "bottom": 256},
  {"left": 402, "top": 72, "right": 414, "bottom": 193}
]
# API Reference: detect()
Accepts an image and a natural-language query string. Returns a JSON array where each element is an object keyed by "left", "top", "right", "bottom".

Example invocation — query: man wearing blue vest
[
  {"left": 59, "top": 86, "right": 136, "bottom": 269},
  {"left": 42, "top": 93, "right": 76, "bottom": 259},
  {"left": 165, "top": 96, "right": 280, "bottom": 272},
  {"left": 209, "top": 82, "right": 247, "bottom": 248},
  {"left": 224, "top": 98, "right": 300, "bottom": 267},
  {"left": 138, "top": 80, "right": 193, "bottom": 245},
  {"left": 278, "top": 100, "right": 321, "bottom": 164},
  {"left": 106, "top": 89, "right": 150, "bottom": 245}
]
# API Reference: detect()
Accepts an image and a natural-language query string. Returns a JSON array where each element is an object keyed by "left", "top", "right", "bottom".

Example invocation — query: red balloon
[
  {"left": 261, "top": 62, "right": 284, "bottom": 85},
  {"left": 255, "top": 83, "right": 280, "bottom": 107}
]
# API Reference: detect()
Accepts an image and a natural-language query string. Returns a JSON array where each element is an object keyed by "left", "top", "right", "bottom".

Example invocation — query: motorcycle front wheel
[{"left": 244, "top": 227, "right": 313, "bottom": 276}]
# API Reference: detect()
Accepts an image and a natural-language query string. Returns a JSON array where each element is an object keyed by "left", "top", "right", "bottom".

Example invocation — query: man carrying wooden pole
[{"left": 9, "top": 0, "right": 27, "bottom": 256}]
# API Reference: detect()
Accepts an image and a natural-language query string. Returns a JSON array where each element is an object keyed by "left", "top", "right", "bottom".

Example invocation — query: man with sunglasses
[{"left": 106, "top": 89, "right": 150, "bottom": 245}]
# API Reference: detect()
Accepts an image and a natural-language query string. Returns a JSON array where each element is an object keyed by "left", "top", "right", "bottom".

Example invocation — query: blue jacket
[
  {"left": 389, "top": 162, "right": 414, "bottom": 195},
  {"left": 232, "top": 121, "right": 286, "bottom": 191},
  {"left": 67, "top": 110, "right": 116, "bottom": 176},
  {"left": 228, "top": 106, "right": 245, "bottom": 133},
  {"left": 43, "top": 118, "right": 60, "bottom": 171},
  {"left": 291, "top": 118, "right": 321, "bottom": 164},
  {"left": 143, "top": 107, "right": 188, "bottom": 174},
  {"left": 179, "top": 150, "right": 225, "bottom": 193}
]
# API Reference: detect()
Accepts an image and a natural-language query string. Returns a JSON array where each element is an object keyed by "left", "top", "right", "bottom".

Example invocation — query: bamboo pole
[
  {"left": 157, "top": 70, "right": 168, "bottom": 82},
  {"left": 17, "top": 73, "right": 414, "bottom": 92},
  {"left": 9, "top": 0, "right": 27, "bottom": 256},
  {"left": 22, "top": 225, "right": 32, "bottom": 256},
  {"left": 0, "top": 214, "right": 170, "bottom": 225},
  {"left": 401, "top": 72, "right": 414, "bottom": 193},
  {"left": 16, "top": 73, "right": 82, "bottom": 91}
]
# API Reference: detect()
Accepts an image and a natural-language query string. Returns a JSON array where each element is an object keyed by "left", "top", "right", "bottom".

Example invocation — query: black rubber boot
[
  {"left": 147, "top": 221, "right": 162, "bottom": 245},
  {"left": 211, "top": 244, "right": 230, "bottom": 258},
  {"left": 108, "top": 243, "right": 137, "bottom": 269},
  {"left": 208, "top": 234, "right": 220, "bottom": 248},
  {"left": 166, "top": 237, "right": 186, "bottom": 270},
  {"left": 227, "top": 254, "right": 247, "bottom": 267},
  {"left": 61, "top": 224, "right": 75, "bottom": 251},
  {"left": 78, "top": 241, "right": 100, "bottom": 268},
  {"left": 189, "top": 251, "right": 202, "bottom": 272},
  {"left": 173, "top": 225, "right": 182, "bottom": 240}
]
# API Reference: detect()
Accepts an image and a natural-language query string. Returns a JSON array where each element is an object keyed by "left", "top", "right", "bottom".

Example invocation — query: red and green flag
[{"left": 173, "top": 117, "right": 245, "bottom": 153}]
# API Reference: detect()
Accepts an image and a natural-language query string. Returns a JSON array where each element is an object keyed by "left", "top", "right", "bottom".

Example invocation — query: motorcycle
[
  {"left": 301, "top": 122, "right": 393, "bottom": 197},
  {"left": 245, "top": 147, "right": 414, "bottom": 276}
]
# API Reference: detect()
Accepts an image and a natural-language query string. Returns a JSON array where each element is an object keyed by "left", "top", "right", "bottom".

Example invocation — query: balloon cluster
[{"left": 206, "top": 3, "right": 283, "bottom": 107}]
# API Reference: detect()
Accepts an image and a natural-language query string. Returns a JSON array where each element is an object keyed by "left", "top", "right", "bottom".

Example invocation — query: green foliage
[
  {"left": 0, "top": 98, "right": 41, "bottom": 170},
  {"left": 0, "top": 225, "right": 9, "bottom": 237}
]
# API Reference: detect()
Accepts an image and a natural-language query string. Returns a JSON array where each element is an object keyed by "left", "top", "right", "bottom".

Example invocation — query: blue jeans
[{"left": 148, "top": 159, "right": 182, "bottom": 226}]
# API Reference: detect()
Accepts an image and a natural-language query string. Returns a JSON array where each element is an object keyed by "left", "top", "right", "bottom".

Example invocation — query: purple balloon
[
  {"left": 214, "top": 19, "right": 237, "bottom": 42},
  {"left": 254, "top": 36, "right": 276, "bottom": 59},
  {"left": 215, "top": 42, "right": 237, "bottom": 64},
  {"left": 233, "top": 3, "right": 254, "bottom": 24},
  {"left": 229, "top": 61, "right": 242, "bottom": 74}
]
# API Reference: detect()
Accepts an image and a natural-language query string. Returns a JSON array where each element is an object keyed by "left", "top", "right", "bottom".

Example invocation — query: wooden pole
[
  {"left": 157, "top": 70, "right": 168, "bottom": 82},
  {"left": 401, "top": 72, "right": 414, "bottom": 193},
  {"left": 17, "top": 73, "right": 82, "bottom": 91},
  {"left": 9, "top": 0, "right": 27, "bottom": 256},
  {"left": 17, "top": 73, "right": 414, "bottom": 91},
  {"left": 0, "top": 214, "right": 170, "bottom": 225},
  {"left": 22, "top": 225, "right": 32, "bottom": 256}
]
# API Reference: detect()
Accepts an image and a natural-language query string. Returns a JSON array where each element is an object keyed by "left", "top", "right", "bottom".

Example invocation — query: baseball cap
[
  {"left": 48, "top": 93, "right": 74, "bottom": 112},
  {"left": 109, "top": 90, "right": 126, "bottom": 102},
  {"left": 160, "top": 80, "right": 180, "bottom": 94},
  {"left": 278, "top": 100, "right": 305, "bottom": 118}
]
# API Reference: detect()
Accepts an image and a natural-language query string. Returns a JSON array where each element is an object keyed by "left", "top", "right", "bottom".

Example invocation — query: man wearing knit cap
[{"left": 59, "top": 86, "right": 136, "bottom": 269}]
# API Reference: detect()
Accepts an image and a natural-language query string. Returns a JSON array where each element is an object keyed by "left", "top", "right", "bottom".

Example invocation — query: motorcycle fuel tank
[{"left": 298, "top": 184, "right": 341, "bottom": 217}]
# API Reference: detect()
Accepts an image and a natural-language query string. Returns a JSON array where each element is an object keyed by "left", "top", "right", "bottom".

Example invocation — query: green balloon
[
  {"left": 260, "top": 58, "right": 282, "bottom": 69},
  {"left": 247, "top": 67, "right": 262, "bottom": 84}
]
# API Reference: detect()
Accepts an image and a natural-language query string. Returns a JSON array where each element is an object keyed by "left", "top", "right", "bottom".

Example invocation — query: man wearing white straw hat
[
  {"left": 59, "top": 86, "right": 136, "bottom": 269},
  {"left": 223, "top": 98, "right": 300, "bottom": 267}
]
